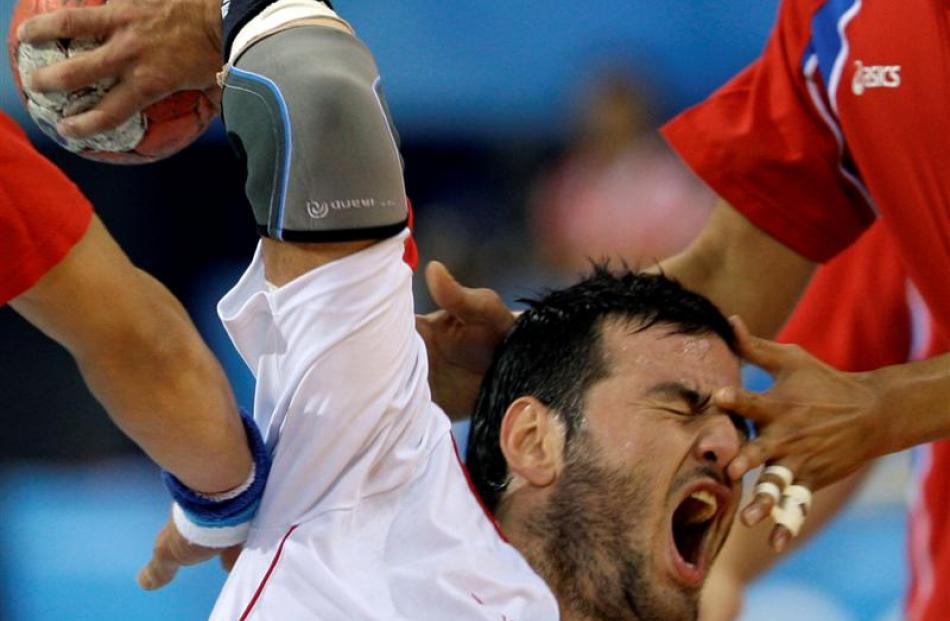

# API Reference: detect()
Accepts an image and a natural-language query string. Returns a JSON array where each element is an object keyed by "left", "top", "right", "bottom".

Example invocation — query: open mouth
[{"left": 669, "top": 487, "right": 722, "bottom": 585}]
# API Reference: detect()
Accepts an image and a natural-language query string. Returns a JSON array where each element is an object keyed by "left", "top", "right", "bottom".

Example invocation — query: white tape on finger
[
  {"left": 754, "top": 481, "right": 781, "bottom": 503},
  {"left": 771, "top": 501, "right": 805, "bottom": 536},
  {"left": 783, "top": 484, "right": 813, "bottom": 511},
  {"left": 770, "top": 485, "right": 812, "bottom": 537},
  {"left": 763, "top": 465, "right": 795, "bottom": 488}
]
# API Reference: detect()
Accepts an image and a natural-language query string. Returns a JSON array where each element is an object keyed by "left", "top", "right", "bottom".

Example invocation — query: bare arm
[
  {"left": 10, "top": 215, "right": 250, "bottom": 494},
  {"left": 657, "top": 200, "right": 816, "bottom": 338},
  {"left": 140, "top": 13, "right": 392, "bottom": 588}
]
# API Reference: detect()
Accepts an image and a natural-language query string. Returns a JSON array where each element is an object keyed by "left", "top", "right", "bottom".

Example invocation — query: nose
[{"left": 694, "top": 411, "right": 742, "bottom": 472}]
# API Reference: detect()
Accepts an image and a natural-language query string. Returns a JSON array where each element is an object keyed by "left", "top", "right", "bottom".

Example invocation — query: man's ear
[{"left": 499, "top": 396, "right": 566, "bottom": 489}]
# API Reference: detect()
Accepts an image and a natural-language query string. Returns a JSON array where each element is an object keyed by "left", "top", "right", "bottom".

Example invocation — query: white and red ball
[{"left": 8, "top": 0, "right": 216, "bottom": 164}]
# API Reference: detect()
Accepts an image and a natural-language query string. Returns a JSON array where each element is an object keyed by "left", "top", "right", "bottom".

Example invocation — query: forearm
[
  {"left": 12, "top": 217, "right": 250, "bottom": 493},
  {"left": 74, "top": 269, "right": 251, "bottom": 493},
  {"left": 657, "top": 202, "right": 815, "bottom": 338},
  {"left": 872, "top": 353, "right": 950, "bottom": 453}
]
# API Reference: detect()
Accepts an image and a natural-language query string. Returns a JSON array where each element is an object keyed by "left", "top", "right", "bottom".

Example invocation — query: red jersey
[
  {"left": 777, "top": 223, "right": 945, "bottom": 621},
  {"left": 778, "top": 222, "right": 926, "bottom": 370},
  {"left": 0, "top": 111, "right": 93, "bottom": 304},
  {"left": 662, "top": 1, "right": 950, "bottom": 618},
  {"left": 662, "top": 0, "right": 949, "bottom": 343}
]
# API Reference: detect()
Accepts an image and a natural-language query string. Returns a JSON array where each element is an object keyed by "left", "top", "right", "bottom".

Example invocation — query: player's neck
[{"left": 505, "top": 497, "right": 643, "bottom": 621}]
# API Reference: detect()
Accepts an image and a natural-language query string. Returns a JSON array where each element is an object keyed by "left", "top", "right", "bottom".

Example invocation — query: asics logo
[
  {"left": 221, "top": 0, "right": 230, "bottom": 18},
  {"left": 851, "top": 60, "right": 901, "bottom": 95}
]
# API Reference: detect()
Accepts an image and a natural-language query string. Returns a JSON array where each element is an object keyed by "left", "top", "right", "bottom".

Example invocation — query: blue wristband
[{"left": 162, "top": 409, "right": 270, "bottom": 543}]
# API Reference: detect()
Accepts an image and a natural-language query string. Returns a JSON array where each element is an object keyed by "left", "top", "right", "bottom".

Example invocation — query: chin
[{"left": 615, "top": 557, "right": 699, "bottom": 621}]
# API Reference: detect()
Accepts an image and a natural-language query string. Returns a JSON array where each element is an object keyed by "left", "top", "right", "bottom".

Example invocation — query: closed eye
[
  {"left": 657, "top": 406, "right": 701, "bottom": 418},
  {"left": 646, "top": 382, "right": 710, "bottom": 416}
]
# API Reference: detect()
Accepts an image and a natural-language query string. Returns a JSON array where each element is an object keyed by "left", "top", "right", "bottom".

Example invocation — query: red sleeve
[
  {"left": 660, "top": 0, "right": 874, "bottom": 263},
  {"left": 778, "top": 222, "right": 912, "bottom": 371},
  {"left": 0, "top": 112, "right": 93, "bottom": 304}
]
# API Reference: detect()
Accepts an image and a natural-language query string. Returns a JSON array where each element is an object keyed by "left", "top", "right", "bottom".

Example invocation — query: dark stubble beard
[{"left": 523, "top": 436, "right": 698, "bottom": 621}]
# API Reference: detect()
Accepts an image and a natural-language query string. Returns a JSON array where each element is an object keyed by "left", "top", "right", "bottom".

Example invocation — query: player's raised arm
[{"left": 140, "top": 2, "right": 417, "bottom": 592}]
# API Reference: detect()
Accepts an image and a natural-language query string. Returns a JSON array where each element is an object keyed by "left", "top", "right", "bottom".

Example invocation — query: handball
[{"left": 7, "top": 0, "right": 216, "bottom": 164}]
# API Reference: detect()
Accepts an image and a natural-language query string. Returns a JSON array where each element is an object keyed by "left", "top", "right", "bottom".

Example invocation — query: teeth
[{"left": 687, "top": 490, "right": 718, "bottom": 524}]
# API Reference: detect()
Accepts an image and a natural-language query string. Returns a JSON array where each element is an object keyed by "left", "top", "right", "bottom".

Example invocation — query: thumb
[
  {"left": 425, "top": 261, "right": 461, "bottom": 310},
  {"left": 425, "top": 261, "right": 513, "bottom": 331},
  {"left": 730, "top": 316, "right": 791, "bottom": 374}
]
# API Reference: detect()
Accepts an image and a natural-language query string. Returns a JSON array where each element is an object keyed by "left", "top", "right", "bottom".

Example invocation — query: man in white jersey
[{"left": 142, "top": 2, "right": 749, "bottom": 619}]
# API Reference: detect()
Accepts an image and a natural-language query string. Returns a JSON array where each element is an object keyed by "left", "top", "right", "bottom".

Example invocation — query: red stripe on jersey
[
  {"left": 239, "top": 524, "right": 300, "bottom": 621},
  {"left": 450, "top": 436, "right": 509, "bottom": 543},
  {"left": 402, "top": 198, "right": 419, "bottom": 271}
]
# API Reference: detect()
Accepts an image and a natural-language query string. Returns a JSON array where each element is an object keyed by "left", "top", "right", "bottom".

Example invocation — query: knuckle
[
  {"left": 52, "top": 64, "right": 85, "bottom": 91},
  {"left": 102, "top": 1, "right": 138, "bottom": 28},
  {"left": 130, "top": 69, "right": 169, "bottom": 102},
  {"left": 58, "top": 10, "right": 77, "bottom": 38},
  {"left": 731, "top": 391, "right": 758, "bottom": 415},
  {"left": 111, "top": 4, "right": 135, "bottom": 23},
  {"left": 747, "top": 442, "right": 769, "bottom": 463},
  {"left": 99, "top": 41, "right": 133, "bottom": 67},
  {"left": 94, "top": 110, "right": 124, "bottom": 132},
  {"left": 17, "top": 18, "right": 34, "bottom": 39},
  {"left": 152, "top": 545, "right": 172, "bottom": 562}
]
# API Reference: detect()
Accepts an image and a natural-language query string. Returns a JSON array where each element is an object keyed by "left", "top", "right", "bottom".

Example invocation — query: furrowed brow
[{"left": 645, "top": 382, "right": 711, "bottom": 412}]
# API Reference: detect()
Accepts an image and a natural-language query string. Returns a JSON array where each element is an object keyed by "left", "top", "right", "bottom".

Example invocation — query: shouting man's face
[{"left": 519, "top": 319, "right": 744, "bottom": 621}]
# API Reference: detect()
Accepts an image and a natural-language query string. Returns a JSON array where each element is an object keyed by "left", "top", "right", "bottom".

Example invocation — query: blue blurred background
[{"left": 0, "top": 0, "right": 910, "bottom": 619}]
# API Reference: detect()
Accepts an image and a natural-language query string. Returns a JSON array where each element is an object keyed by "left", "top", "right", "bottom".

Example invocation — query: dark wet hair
[{"left": 465, "top": 265, "right": 736, "bottom": 511}]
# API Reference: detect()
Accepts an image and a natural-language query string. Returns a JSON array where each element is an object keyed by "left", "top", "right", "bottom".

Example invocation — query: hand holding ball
[{"left": 8, "top": 0, "right": 216, "bottom": 164}]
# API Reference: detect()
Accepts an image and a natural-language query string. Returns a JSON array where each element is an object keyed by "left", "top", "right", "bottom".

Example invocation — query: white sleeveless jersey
[{"left": 210, "top": 231, "right": 559, "bottom": 621}]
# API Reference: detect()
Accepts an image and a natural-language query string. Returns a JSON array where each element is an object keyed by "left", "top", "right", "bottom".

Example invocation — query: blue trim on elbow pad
[
  {"left": 161, "top": 408, "right": 270, "bottom": 524},
  {"left": 226, "top": 65, "right": 293, "bottom": 241}
]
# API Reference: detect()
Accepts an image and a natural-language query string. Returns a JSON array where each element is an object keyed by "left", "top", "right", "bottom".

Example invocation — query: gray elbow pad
[{"left": 222, "top": 26, "right": 408, "bottom": 242}]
